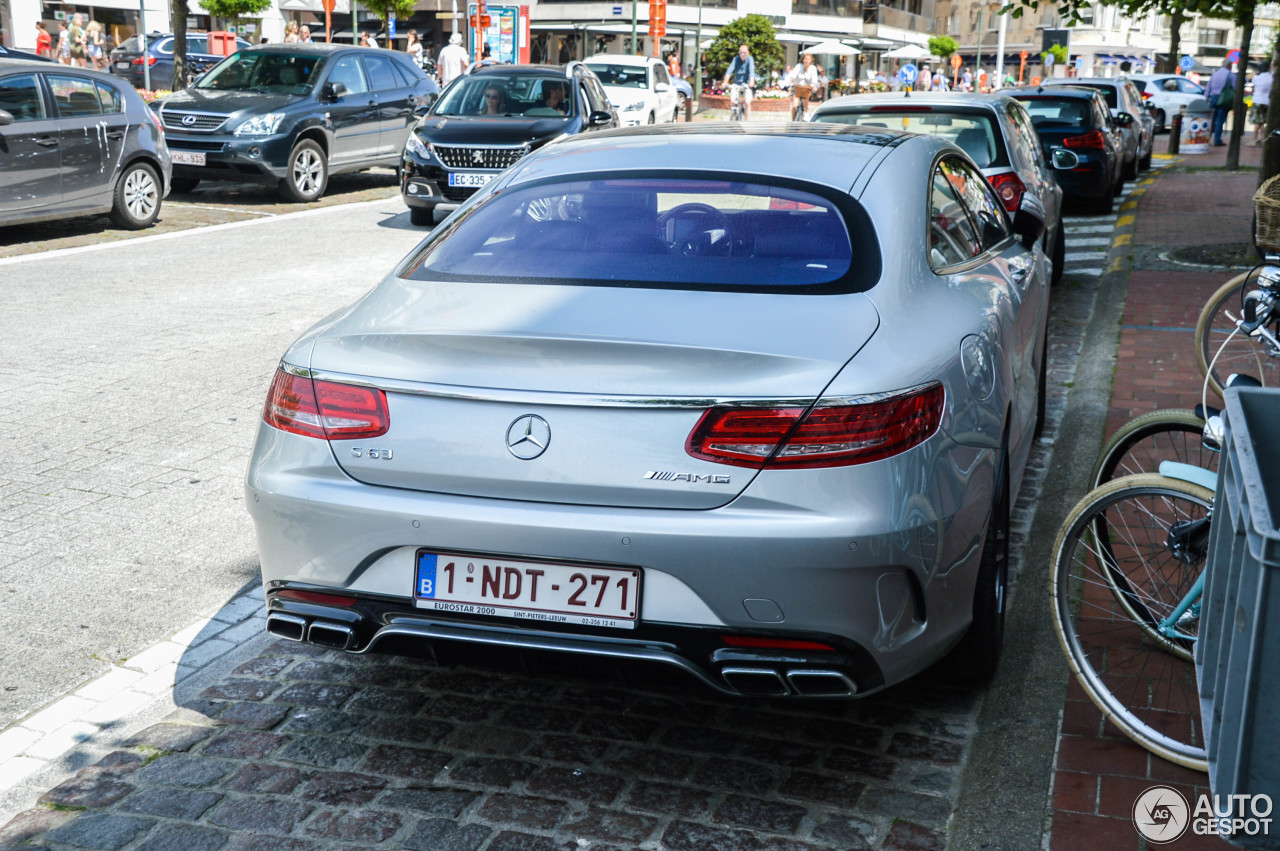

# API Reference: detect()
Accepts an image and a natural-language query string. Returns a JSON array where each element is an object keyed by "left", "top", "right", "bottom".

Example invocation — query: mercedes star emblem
[
  {"left": 181, "top": 114, "right": 198, "bottom": 126},
  {"left": 506, "top": 415, "right": 550, "bottom": 460}
]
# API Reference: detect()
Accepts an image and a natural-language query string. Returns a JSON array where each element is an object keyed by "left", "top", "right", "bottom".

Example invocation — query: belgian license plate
[
  {"left": 414, "top": 551, "right": 640, "bottom": 630},
  {"left": 172, "top": 151, "right": 206, "bottom": 166},
  {"left": 447, "top": 172, "right": 492, "bottom": 188},
  {"left": 115, "top": 61, "right": 130, "bottom": 70}
]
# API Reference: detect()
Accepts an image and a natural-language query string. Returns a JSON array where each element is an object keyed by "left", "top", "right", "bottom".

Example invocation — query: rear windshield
[
  {"left": 1063, "top": 84, "right": 1117, "bottom": 109},
  {"left": 1017, "top": 97, "right": 1096, "bottom": 127},
  {"left": 399, "top": 176, "right": 878, "bottom": 293},
  {"left": 812, "top": 109, "right": 1007, "bottom": 169},
  {"left": 585, "top": 63, "right": 648, "bottom": 89}
]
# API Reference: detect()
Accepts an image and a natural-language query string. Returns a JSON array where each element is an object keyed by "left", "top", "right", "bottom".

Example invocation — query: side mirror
[
  {"left": 323, "top": 81, "right": 347, "bottom": 101},
  {"left": 1012, "top": 192, "right": 1046, "bottom": 249},
  {"left": 654, "top": 82, "right": 670, "bottom": 93},
  {"left": 588, "top": 110, "right": 613, "bottom": 126},
  {"left": 413, "top": 100, "right": 432, "bottom": 117},
  {"left": 1114, "top": 111, "right": 1135, "bottom": 127},
  {"left": 1050, "top": 148, "right": 1079, "bottom": 170},
  {"left": 0, "top": 109, "right": 12, "bottom": 126},
  {"left": 189, "top": 72, "right": 205, "bottom": 87}
]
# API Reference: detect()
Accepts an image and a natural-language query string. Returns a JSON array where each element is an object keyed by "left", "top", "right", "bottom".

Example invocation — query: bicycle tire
[
  {"left": 1050, "top": 474, "right": 1211, "bottom": 771},
  {"left": 1194, "top": 271, "right": 1278, "bottom": 397},
  {"left": 1091, "top": 408, "right": 1217, "bottom": 489}
]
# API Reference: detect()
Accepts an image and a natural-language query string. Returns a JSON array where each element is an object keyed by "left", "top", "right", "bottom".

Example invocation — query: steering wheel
[{"left": 657, "top": 203, "right": 731, "bottom": 257}]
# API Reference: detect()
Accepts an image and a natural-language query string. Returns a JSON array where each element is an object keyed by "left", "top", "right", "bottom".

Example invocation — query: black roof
[
  {"left": 240, "top": 43, "right": 385, "bottom": 55},
  {"left": 588, "top": 121, "right": 912, "bottom": 147},
  {"left": 1010, "top": 87, "right": 1104, "bottom": 100},
  {"left": 467, "top": 63, "right": 572, "bottom": 77}
]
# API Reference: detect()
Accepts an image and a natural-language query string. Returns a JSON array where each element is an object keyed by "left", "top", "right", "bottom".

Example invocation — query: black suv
[
  {"left": 157, "top": 44, "right": 438, "bottom": 202},
  {"left": 109, "top": 33, "right": 253, "bottom": 91},
  {"left": 401, "top": 62, "right": 617, "bottom": 226}
]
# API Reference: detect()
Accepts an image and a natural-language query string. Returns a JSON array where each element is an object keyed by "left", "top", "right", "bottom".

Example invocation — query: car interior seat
[
  {"left": 952, "top": 127, "right": 993, "bottom": 168},
  {"left": 582, "top": 190, "right": 666, "bottom": 254},
  {"left": 279, "top": 64, "right": 301, "bottom": 87}
]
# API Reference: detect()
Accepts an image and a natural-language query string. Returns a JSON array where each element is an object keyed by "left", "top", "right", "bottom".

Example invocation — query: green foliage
[
  {"left": 704, "top": 15, "right": 784, "bottom": 81},
  {"left": 1042, "top": 43, "right": 1068, "bottom": 65},
  {"left": 200, "top": 0, "right": 271, "bottom": 21},
  {"left": 928, "top": 35, "right": 958, "bottom": 59},
  {"left": 1003, "top": 0, "right": 1236, "bottom": 25},
  {"left": 363, "top": 0, "right": 418, "bottom": 28}
]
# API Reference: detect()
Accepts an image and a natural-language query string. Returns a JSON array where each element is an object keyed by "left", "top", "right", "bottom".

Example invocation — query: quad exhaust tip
[
  {"left": 266, "top": 613, "right": 306, "bottom": 642},
  {"left": 721, "top": 667, "right": 858, "bottom": 697},
  {"left": 307, "top": 621, "right": 355, "bottom": 651}
]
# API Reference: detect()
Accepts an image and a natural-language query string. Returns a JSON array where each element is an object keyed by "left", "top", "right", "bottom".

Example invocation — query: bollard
[
  {"left": 685, "top": 95, "right": 693, "bottom": 123},
  {"left": 1169, "top": 112, "right": 1182, "bottom": 154}
]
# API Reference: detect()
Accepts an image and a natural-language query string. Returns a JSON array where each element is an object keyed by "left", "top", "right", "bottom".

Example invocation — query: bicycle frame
[{"left": 1155, "top": 459, "right": 1217, "bottom": 642}]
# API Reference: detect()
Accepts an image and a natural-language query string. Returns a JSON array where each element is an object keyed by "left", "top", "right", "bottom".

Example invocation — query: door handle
[
  {"left": 1011, "top": 266, "right": 1031, "bottom": 284},
  {"left": 106, "top": 131, "right": 125, "bottom": 140},
  {"left": 35, "top": 137, "right": 57, "bottom": 147},
  {"left": 368, "top": 100, "right": 378, "bottom": 107}
]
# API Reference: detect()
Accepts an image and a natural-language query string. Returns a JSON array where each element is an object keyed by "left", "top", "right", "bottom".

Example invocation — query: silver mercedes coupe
[{"left": 246, "top": 123, "right": 1051, "bottom": 698}]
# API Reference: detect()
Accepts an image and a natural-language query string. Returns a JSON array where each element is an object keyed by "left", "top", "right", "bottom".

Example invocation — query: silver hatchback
[{"left": 246, "top": 123, "right": 1051, "bottom": 698}]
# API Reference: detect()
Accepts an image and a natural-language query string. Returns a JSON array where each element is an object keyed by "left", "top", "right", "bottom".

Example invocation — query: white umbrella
[
  {"left": 700, "top": 39, "right": 714, "bottom": 49},
  {"left": 883, "top": 44, "right": 931, "bottom": 60},
  {"left": 804, "top": 40, "right": 861, "bottom": 56}
]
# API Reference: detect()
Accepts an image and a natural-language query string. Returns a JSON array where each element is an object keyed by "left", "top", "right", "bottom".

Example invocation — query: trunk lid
[{"left": 311, "top": 280, "right": 879, "bottom": 509}]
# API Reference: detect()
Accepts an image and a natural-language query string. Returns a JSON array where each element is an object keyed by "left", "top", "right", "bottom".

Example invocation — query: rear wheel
[
  {"left": 168, "top": 177, "right": 200, "bottom": 194},
  {"left": 947, "top": 454, "right": 1009, "bottom": 682},
  {"left": 109, "top": 161, "right": 161, "bottom": 229},
  {"left": 1050, "top": 223, "right": 1065, "bottom": 286},
  {"left": 1154, "top": 108, "right": 1167, "bottom": 133},
  {"left": 1089, "top": 188, "right": 1114, "bottom": 215},
  {"left": 1050, "top": 474, "right": 1211, "bottom": 770},
  {"left": 1123, "top": 153, "right": 1139, "bottom": 180},
  {"left": 278, "top": 139, "right": 328, "bottom": 203}
]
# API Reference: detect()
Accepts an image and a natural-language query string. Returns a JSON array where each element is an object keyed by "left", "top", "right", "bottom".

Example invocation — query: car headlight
[
  {"left": 234, "top": 113, "right": 285, "bottom": 136},
  {"left": 621, "top": 101, "right": 646, "bottom": 112},
  {"left": 405, "top": 134, "right": 430, "bottom": 159}
]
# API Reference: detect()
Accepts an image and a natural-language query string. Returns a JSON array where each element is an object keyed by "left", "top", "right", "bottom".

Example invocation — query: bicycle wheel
[
  {"left": 1091, "top": 409, "right": 1218, "bottom": 489},
  {"left": 1195, "top": 271, "right": 1279, "bottom": 397},
  {"left": 1050, "top": 474, "right": 1211, "bottom": 770}
]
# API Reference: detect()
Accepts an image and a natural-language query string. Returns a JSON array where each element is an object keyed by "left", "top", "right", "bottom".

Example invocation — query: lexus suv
[
  {"left": 400, "top": 62, "right": 617, "bottom": 226},
  {"left": 157, "top": 43, "right": 438, "bottom": 202}
]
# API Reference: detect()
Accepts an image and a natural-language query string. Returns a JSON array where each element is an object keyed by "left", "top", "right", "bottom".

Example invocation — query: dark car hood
[
  {"left": 413, "top": 115, "right": 571, "bottom": 144},
  {"left": 159, "top": 87, "right": 306, "bottom": 117}
]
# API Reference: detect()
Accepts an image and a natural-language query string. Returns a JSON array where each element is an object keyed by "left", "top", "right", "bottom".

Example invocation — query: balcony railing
[
  {"left": 792, "top": 0, "right": 862, "bottom": 17},
  {"left": 863, "top": 3, "right": 931, "bottom": 32}
]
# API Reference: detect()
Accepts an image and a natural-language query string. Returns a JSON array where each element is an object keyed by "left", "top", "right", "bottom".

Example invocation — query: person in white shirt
[
  {"left": 438, "top": 31, "right": 469, "bottom": 87},
  {"left": 1253, "top": 64, "right": 1274, "bottom": 145},
  {"left": 789, "top": 52, "right": 820, "bottom": 118},
  {"left": 932, "top": 68, "right": 947, "bottom": 91}
]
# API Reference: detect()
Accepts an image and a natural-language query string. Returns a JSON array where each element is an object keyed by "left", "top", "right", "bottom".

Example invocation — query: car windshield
[
  {"left": 433, "top": 74, "right": 575, "bottom": 118},
  {"left": 1062, "top": 83, "right": 1117, "bottom": 108},
  {"left": 399, "top": 177, "right": 874, "bottom": 292},
  {"left": 585, "top": 63, "right": 648, "bottom": 89},
  {"left": 1017, "top": 97, "right": 1094, "bottom": 127},
  {"left": 812, "top": 109, "right": 1007, "bottom": 169},
  {"left": 196, "top": 51, "right": 325, "bottom": 94}
]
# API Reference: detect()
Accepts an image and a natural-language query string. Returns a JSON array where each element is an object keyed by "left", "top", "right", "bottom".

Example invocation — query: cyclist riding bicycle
[
  {"left": 723, "top": 44, "right": 757, "bottom": 121},
  {"left": 788, "top": 52, "right": 820, "bottom": 120}
]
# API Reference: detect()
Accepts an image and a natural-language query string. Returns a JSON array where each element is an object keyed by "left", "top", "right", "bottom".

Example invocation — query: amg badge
[{"left": 643, "top": 471, "right": 731, "bottom": 484}]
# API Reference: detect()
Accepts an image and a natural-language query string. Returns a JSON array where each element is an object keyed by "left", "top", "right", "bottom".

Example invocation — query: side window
[
  {"left": 327, "top": 56, "right": 368, "bottom": 95},
  {"left": 945, "top": 158, "right": 1012, "bottom": 251},
  {"left": 361, "top": 55, "right": 399, "bottom": 91},
  {"left": 654, "top": 63, "right": 670, "bottom": 86},
  {"left": 581, "top": 77, "right": 608, "bottom": 113},
  {"left": 48, "top": 75, "right": 102, "bottom": 117},
  {"left": 930, "top": 163, "right": 982, "bottom": 268},
  {"left": 388, "top": 58, "right": 416, "bottom": 86},
  {"left": 156, "top": 37, "right": 175, "bottom": 55},
  {"left": 0, "top": 74, "right": 47, "bottom": 122},
  {"left": 1008, "top": 104, "right": 1045, "bottom": 170},
  {"left": 1179, "top": 78, "right": 1203, "bottom": 95},
  {"left": 187, "top": 37, "right": 209, "bottom": 55},
  {"left": 95, "top": 81, "right": 123, "bottom": 113}
]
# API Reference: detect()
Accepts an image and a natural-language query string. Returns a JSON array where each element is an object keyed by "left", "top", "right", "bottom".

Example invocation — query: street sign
[
  {"left": 611, "top": 5, "right": 621, "bottom": 13},
  {"left": 1044, "top": 51, "right": 1055, "bottom": 69},
  {"left": 1031, "top": 76, "right": 1041, "bottom": 85},
  {"left": 951, "top": 54, "right": 962, "bottom": 69},
  {"left": 1179, "top": 54, "right": 1195, "bottom": 72},
  {"left": 1228, "top": 48, "right": 1241, "bottom": 63},
  {"left": 898, "top": 63, "right": 917, "bottom": 84},
  {"left": 470, "top": 14, "right": 491, "bottom": 27},
  {"left": 437, "top": 11, "right": 461, "bottom": 17}
]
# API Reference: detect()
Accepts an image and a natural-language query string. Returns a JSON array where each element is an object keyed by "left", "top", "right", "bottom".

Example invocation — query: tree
[
  {"left": 363, "top": 0, "right": 418, "bottom": 43},
  {"left": 1006, "top": 0, "right": 1252, "bottom": 169},
  {"left": 171, "top": 0, "right": 189, "bottom": 90},
  {"left": 704, "top": 15, "right": 783, "bottom": 83},
  {"left": 1042, "top": 43, "right": 1068, "bottom": 65},
  {"left": 928, "top": 35, "right": 958, "bottom": 61},
  {"left": 201, "top": 0, "right": 271, "bottom": 38}
]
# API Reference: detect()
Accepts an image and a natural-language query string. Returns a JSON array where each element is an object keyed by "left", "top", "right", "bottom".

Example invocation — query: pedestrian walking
[
  {"left": 284, "top": 21, "right": 300, "bottom": 42},
  {"left": 932, "top": 68, "right": 947, "bottom": 91},
  {"left": 86, "top": 21, "right": 107, "bottom": 70},
  {"left": 34, "top": 21, "right": 52, "bottom": 58},
  {"left": 68, "top": 14, "right": 88, "bottom": 67},
  {"left": 1252, "top": 63, "right": 1274, "bottom": 145},
  {"left": 1205, "top": 58, "right": 1233, "bottom": 146},
  {"left": 360, "top": 31, "right": 378, "bottom": 48},
  {"left": 406, "top": 29, "right": 423, "bottom": 67},
  {"left": 915, "top": 64, "right": 931, "bottom": 91},
  {"left": 667, "top": 51, "right": 680, "bottom": 80},
  {"left": 961, "top": 66, "right": 972, "bottom": 91},
  {"left": 438, "top": 32, "right": 468, "bottom": 86},
  {"left": 56, "top": 21, "right": 71, "bottom": 64}
]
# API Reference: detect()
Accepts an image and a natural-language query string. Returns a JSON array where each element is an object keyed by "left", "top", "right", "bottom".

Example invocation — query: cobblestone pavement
[{"left": 0, "top": 162, "right": 1149, "bottom": 849}]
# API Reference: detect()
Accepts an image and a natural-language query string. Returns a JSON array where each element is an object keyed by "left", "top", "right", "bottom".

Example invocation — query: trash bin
[
  {"left": 1199, "top": 386, "right": 1280, "bottom": 848},
  {"left": 207, "top": 31, "right": 237, "bottom": 57},
  {"left": 1181, "top": 96, "right": 1212, "bottom": 155}
]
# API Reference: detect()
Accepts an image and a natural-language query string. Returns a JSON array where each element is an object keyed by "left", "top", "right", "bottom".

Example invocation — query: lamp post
[
  {"left": 994, "top": 2, "right": 1007, "bottom": 86},
  {"left": 694, "top": 0, "right": 702, "bottom": 106}
]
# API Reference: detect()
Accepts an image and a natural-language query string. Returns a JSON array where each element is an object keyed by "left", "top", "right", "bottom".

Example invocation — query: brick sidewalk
[{"left": 1046, "top": 136, "right": 1260, "bottom": 850}]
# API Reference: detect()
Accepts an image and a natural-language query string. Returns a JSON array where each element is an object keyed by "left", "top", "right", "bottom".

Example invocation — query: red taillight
[
  {"left": 987, "top": 171, "right": 1025, "bottom": 213},
  {"left": 276, "top": 589, "right": 357, "bottom": 606},
  {"left": 131, "top": 56, "right": 158, "bottom": 65},
  {"left": 1063, "top": 130, "right": 1107, "bottom": 150},
  {"left": 262, "top": 368, "right": 389, "bottom": 440},
  {"left": 1141, "top": 91, "right": 1153, "bottom": 100},
  {"left": 686, "top": 383, "right": 945, "bottom": 469},
  {"left": 721, "top": 635, "right": 835, "bottom": 651}
]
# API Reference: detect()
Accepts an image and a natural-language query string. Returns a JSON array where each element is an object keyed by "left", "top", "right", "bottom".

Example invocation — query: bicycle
[
  {"left": 791, "top": 83, "right": 812, "bottom": 121},
  {"left": 728, "top": 83, "right": 748, "bottom": 121},
  {"left": 1194, "top": 263, "right": 1280, "bottom": 398}
]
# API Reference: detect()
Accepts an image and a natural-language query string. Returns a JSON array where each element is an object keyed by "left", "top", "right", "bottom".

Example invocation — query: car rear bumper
[
  {"left": 1055, "top": 159, "right": 1113, "bottom": 199},
  {"left": 246, "top": 420, "right": 994, "bottom": 696}
]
